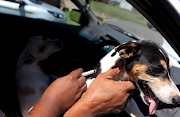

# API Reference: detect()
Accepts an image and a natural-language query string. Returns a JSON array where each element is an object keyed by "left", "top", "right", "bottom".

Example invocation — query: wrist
[
  {"left": 64, "top": 98, "right": 95, "bottom": 117},
  {"left": 26, "top": 97, "right": 61, "bottom": 117},
  {"left": 37, "top": 91, "right": 66, "bottom": 116}
]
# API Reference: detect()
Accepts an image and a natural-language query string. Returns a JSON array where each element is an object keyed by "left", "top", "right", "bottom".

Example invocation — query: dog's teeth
[{"left": 148, "top": 99, "right": 153, "bottom": 103}]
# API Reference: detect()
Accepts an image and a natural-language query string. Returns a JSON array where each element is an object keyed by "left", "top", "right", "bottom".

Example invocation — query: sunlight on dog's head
[
  {"left": 17, "top": 36, "right": 63, "bottom": 66},
  {"left": 113, "top": 40, "right": 180, "bottom": 113}
]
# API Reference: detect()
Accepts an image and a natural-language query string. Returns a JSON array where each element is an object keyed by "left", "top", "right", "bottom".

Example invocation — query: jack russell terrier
[
  {"left": 16, "top": 36, "right": 63, "bottom": 116},
  {"left": 86, "top": 40, "right": 180, "bottom": 117}
]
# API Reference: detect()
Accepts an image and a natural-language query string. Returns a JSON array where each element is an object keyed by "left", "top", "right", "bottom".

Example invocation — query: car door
[
  {"left": 0, "top": 0, "right": 35, "bottom": 18},
  {"left": 0, "top": 0, "right": 52, "bottom": 20},
  {"left": 0, "top": 0, "right": 21, "bottom": 16},
  {"left": 18, "top": 3, "right": 53, "bottom": 20}
]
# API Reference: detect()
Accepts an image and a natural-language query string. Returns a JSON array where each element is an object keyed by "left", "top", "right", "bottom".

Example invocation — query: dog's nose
[{"left": 172, "top": 95, "right": 180, "bottom": 104}]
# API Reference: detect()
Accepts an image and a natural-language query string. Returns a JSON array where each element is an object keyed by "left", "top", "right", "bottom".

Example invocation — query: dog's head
[
  {"left": 112, "top": 40, "right": 180, "bottom": 114},
  {"left": 17, "top": 36, "right": 63, "bottom": 66}
]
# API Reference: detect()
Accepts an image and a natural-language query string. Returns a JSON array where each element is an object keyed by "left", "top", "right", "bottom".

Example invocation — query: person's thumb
[
  {"left": 103, "top": 59, "right": 124, "bottom": 79},
  {"left": 103, "top": 67, "right": 121, "bottom": 79},
  {"left": 119, "top": 81, "right": 136, "bottom": 91}
]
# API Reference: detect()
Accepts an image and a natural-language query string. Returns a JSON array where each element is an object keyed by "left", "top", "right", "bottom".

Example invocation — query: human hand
[
  {"left": 26, "top": 68, "right": 87, "bottom": 117},
  {"left": 64, "top": 67, "right": 135, "bottom": 117}
]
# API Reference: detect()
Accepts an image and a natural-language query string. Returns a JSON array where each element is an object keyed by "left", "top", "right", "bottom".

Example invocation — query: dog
[
  {"left": 15, "top": 36, "right": 63, "bottom": 116},
  {"left": 87, "top": 40, "right": 180, "bottom": 117}
]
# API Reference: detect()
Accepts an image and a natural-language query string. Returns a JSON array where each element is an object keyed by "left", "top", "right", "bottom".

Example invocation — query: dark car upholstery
[{"left": 0, "top": 13, "right": 108, "bottom": 117}]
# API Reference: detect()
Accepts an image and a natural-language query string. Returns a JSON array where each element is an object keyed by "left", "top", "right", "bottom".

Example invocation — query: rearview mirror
[{"left": 70, "top": 9, "right": 81, "bottom": 23}]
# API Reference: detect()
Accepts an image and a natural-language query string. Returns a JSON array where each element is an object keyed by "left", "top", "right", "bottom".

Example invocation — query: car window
[
  {"left": 89, "top": 0, "right": 179, "bottom": 54},
  {"left": 90, "top": 0, "right": 159, "bottom": 42},
  {"left": 87, "top": 0, "right": 180, "bottom": 82},
  {"left": 1, "top": 0, "right": 179, "bottom": 81},
  {"left": 63, "top": 0, "right": 80, "bottom": 26}
]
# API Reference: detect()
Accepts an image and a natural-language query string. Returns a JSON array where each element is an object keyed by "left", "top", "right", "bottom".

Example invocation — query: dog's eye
[
  {"left": 153, "top": 67, "right": 164, "bottom": 73},
  {"left": 147, "top": 65, "right": 165, "bottom": 77},
  {"left": 39, "top": 45, "right": 45, "bottom": 53}
]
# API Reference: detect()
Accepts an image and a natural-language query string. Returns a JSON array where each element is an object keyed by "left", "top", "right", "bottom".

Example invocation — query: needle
[{"left": 81, "top": 69, "right": 96, "bottom": 77}]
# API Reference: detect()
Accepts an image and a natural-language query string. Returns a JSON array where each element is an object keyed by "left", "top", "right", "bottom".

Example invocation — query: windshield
[
  {"left": 88, "top": 0, "right": 180, "bottom": 59},
  {"left": 89, "top": 0, "right": 161, "bottom": 43}
]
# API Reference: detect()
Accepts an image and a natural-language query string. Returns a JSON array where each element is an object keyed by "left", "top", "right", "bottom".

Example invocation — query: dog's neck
[
  {"left": 19, "top": 62, "right": 41, "bottom": 70},
  {"left": 16, "top": 62, "right": 48, "bottom": 81}
]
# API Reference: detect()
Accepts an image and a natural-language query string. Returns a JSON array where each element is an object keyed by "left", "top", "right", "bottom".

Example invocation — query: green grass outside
[
  {"left": 64, "top": 0, "right": 147, "bottom": 26},
  {"left": 90, "top": 1, "right": 147, "bottom": 26},
  {"left": 64, "top": 11, "right": 80, "bottom": 26}
]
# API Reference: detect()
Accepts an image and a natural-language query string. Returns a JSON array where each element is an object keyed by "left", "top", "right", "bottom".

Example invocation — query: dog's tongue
[
  {"left": 149, "top": 98, "right": 159, "bottom": 115},
  {"left": 147, "top": 86, "right": 159, "bottom": 115}
]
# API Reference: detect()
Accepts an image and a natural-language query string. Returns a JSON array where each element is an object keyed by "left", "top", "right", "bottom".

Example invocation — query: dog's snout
[{"left": 172, "top": 95, "right": 180, "bottom": 104}]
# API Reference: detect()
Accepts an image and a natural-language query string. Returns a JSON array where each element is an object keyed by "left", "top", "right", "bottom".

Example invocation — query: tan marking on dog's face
[
  {"left": 19, "top": 86, "right": 36, "bottom": 96},
  {"left": 149, "top": 77, "right": 171, "bottom": 86},
  {"left": 128, "top": 63, "right": 172, "bottom": 86},
  {"left": 160, "top": 60, "right": 167, "bottom": 68},
  {"left": 128, "top": 64, "right": 149, "bottom": 81},
  {"left": 169, "top": 60, "right": 172, "bottom": 68},
  {"left": 129, "top": 42, "right": 136, "bottom": 47}
]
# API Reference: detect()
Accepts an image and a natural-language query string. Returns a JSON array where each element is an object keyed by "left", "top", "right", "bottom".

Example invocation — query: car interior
[
  {"left": 0, "top": 12, "right": 123, "bottom": 117},
  {"left": 0, "top": 0, "right": 180, "bottom": 117}
]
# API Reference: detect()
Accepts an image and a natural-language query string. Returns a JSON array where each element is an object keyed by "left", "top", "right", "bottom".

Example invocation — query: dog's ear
[
  {"left": 111, "top": 41, "right": 141, "bottom": 58},
  {"left": 17, "top": 48, "right": 35, "bottom": 66}
]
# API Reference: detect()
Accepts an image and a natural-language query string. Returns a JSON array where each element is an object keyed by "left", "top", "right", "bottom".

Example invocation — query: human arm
[
  {"left": 64, "top": 67, "right": 136, "bottom": 117},
  {"left": 26, "top": 68, "right": 87, "bottom": 117}
]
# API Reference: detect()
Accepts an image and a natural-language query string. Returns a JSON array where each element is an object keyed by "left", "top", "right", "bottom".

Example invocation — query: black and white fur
[{"left": 87, "top": 40, "right": 180, "bottom": 117}]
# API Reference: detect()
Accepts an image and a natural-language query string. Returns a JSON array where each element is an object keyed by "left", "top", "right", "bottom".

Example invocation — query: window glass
[
  {"left": 1, "top": 0, "right": 179, "bottom": 81},
  {"left": 88, "top": 0, "right": 180, "bottom": 82},
  {"left": 63, "top": 0, "right": 80, "bottom": 25}
]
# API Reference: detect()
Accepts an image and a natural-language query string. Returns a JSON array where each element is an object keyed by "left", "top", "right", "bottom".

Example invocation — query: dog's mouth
[{"left": 138, "top": 80, "right": 159, "bottom": 115}]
